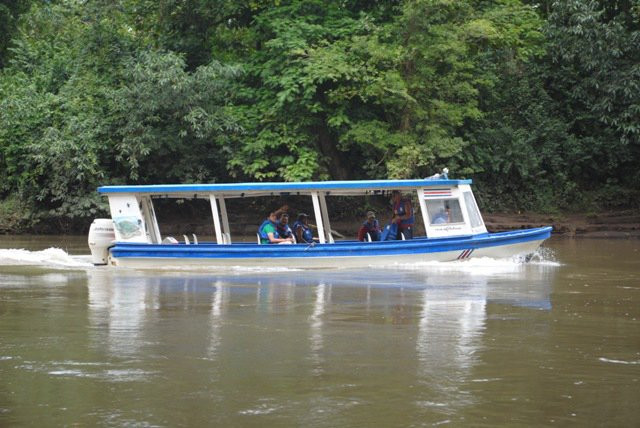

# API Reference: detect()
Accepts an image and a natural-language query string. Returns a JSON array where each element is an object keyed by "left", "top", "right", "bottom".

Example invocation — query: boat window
[
  {"left": 425, "top": 199, "right": 464, "bottom": 225},
  {"left": 463, "top": 191, "right": 483, "bottom": 228}
]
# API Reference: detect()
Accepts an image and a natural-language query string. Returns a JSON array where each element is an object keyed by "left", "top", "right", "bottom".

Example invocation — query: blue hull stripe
[{"left": 110, "top": 227, "right": 552, "bottom": 260}]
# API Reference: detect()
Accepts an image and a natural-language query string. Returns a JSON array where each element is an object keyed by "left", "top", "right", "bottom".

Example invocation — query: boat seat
[
  {"left": 256, "top": 233, "right": 261, "bottom": 244},
  {"left": 192, "top": 233, "right": 198, "bottom": 244},
  {"left": 162, "top": 236, "right": 179, "bottom": 244},
  {"left": 366, "top": 232, "right": 372, "bottom": 242},
  {"left": 400, "top": 232, "right": 406, "bottom": 240},
  {"left": 183, "top": 235, "right": 190, "bottom": 245}
]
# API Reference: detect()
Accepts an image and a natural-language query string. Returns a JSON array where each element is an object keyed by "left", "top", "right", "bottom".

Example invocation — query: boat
[{"left": 87, "top": 174, "right": 552, "bottom": 268}]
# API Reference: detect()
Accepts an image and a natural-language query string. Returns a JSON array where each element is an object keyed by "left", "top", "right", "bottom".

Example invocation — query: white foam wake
[
  {"left": 0, "top": 248, "right": 93, "bottom": 268},
  {"left": 375, "top": 254, "right": 561, "bottom": 273}
]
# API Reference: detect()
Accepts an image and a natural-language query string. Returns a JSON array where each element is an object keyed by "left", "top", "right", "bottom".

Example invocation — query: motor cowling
[{"left": 88, "top": 219, "right": 115, "bottom": 265}]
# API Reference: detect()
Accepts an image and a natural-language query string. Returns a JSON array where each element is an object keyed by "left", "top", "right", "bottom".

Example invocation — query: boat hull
[{"left": 106, "top": 227, "right": 552, "bottom": 269}]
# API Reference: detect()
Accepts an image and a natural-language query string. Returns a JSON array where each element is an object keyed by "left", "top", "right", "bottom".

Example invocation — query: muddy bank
[{"left": 483, "top": 210, "right": 640, "bottom": 238}]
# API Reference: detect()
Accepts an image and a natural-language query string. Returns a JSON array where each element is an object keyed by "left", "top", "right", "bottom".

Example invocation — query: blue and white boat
[{"left": 88, "top": 175, "right": 552, "bottom": 268}]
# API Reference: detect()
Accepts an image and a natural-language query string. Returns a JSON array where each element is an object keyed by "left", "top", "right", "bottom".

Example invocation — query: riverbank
[{"left": 483, "top": 210, "right": 640, "bottom": 238}]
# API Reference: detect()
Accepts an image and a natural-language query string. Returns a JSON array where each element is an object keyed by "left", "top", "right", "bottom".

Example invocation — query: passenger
[
  {"left": 276, "top": 212, "right": 294, "bottom": 241},
  {"left": 390, "top": 190, "right": 414, "bottom": 239},
  {"left": 358, "top": 211, "right": 381, "bottom": 242},
  {"left": 258, "top": 208, "right": 294, "bottom": 244},
  {"left": 292, "top": 213, "right": 314, "bottom": 243},
  {"left": 431, "top": 204, "right": 450, "bottom": 224}
]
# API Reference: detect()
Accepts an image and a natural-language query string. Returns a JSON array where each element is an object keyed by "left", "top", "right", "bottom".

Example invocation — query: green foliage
[
  {"left": 0, "top": 194, "right": 30, "bottom": 232},
  {"left": 0, "top": 1, "right": 240, "bottom": 230},
  {"left": 112, "top": 50, "right": 242, "bottom": 182},
  {"left": 462, "top": 64, "right": 577, "bottom": 211},
  {"left": 544, "top": 0, "right": 640, "bottom": 194},
  {"left": 391, "top": 0, "right": 547, "bottom": 179},
  {"left": 0, "top": 0, "right": 32, "bottom": 68},
  {"left": 0, "top": 2, "right": 113, "bottom": 222},
  {"left": 227, "top": 1, "right": 413, "bottom": 181}
]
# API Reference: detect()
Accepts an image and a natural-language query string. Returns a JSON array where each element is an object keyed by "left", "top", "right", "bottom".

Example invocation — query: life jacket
[
  {"left": 276, "top": 222, "right": 293, "bottom": 238},
  {"left": 292, "top": 221, "right": 313, "bottom": 243},
  {"left": 258, "top": 219, "right": 278, "bottom": 244},
  {"left": 394, "top": 199, "right": 415, "bottom": 228}
]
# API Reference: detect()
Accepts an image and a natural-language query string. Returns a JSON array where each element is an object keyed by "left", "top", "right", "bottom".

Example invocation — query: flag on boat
[{"left": 423, "top": 188, "right": 452, "bottom": 198}]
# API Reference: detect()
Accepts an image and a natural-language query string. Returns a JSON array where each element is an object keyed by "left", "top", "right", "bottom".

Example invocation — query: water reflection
[
  {"left": 88, "top": 265, "right": 554, "bottom": 372},
  {"left": 309, "top": 283, "right": 327, "bottom": 375},
  {"left": 87, "top": 270, "right": 149, "bottom": 358},
  {"left": 207, "top": 281, "right": 227, "bottom": 360},
  {"left": 415, "top": 278, "right": 487, "bottom": 412},
  {"left": 84, "top": 263, "right": 555, "bottom": 418}
]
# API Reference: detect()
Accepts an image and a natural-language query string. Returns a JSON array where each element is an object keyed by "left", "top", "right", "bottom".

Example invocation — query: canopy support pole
[
  {"left": 416, "top": 188, "right": 430, "bottom": 238},
  {"left": 318, "top": 193, "right": 334, "bottom": 243},
  {"left": 209, "top": 195, "right": 224, "bottom": 245},
  {"left": 140, "top": 196, "right": 161, "bottom": 244},
  {"left": 218, "top": 196, "right": 231, "bottom": 244},
  {"left": 311, "top": 192, "right": 326, "bottom": 244}
]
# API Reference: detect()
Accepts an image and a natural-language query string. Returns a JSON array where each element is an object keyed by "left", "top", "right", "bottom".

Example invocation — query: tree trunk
[{"left": 315, "top": 121, "right": 351, "bottom": 180}]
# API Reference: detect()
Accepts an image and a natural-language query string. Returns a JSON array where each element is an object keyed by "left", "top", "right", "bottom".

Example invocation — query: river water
[{"left": 0, "top": 236, "right": 638, "bottom": 426}]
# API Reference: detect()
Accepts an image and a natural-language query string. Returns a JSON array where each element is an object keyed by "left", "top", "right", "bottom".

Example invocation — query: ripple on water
[
  {"left": 12, "top": 358, "right": 157, "bottom": 382},
  {"left": 415, "top": 401, "right": 448, "bottom": 408},
  {"left": 238, "top": 407, "right": 279, "bottom": 416},
  {"left": 47, "top": 367, "right": 157, "bottom": 382},
  {"left": 598, "top": 357, "right": 640, "bottom": 365},
  {"left": 238, "top": 401, "right": 281, "bottom": 416}
]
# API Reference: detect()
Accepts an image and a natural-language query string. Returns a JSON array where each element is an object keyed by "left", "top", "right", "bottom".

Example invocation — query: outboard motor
[{"left": 88, "top": 219, "right": 115, "bottom": 265}]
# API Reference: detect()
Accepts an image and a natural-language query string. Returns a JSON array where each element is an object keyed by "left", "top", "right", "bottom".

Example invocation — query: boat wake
[
  {"left": 523, "top": 246, "right": 560, "bottom": 265},
  {"left": 374, "top": 247, "right": 561, "bottom": 272},
  {"left": 0, "top": 248, "right": 93, "bottom": 269},
  {"left": 0, "top": 246, "right": 559, "bottom": 273}
]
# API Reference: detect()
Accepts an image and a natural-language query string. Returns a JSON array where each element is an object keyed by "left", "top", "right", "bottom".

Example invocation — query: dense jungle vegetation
[{"left": 0, "top": 0, "right": 638, "bottom": 232}]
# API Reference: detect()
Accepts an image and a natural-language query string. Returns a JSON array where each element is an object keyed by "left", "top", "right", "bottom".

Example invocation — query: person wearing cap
[
  {"left": 358, "top": 211, "right": 381, "bottom": 242},
  {"left": 292, "top": 213, "right": 314, "bottom": 243}
]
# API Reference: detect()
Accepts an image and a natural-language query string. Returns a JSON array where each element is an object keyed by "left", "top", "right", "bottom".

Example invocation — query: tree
[
  {"left": 0, "top": 1, "right": 241, "bottom": 229},
  {"left": 0, "top": 0, "right": 32, "bottom": 68},
  {"left": 227, "top": 0, "right": 412, "bottom": 181},
  {"left": 543, "top": 0, "right": 640, "bottom": 205}
]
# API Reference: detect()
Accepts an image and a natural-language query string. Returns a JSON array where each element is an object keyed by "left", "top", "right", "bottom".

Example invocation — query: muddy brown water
[{"left": 0, "top": 236, "right": 638, "bottom": 426}]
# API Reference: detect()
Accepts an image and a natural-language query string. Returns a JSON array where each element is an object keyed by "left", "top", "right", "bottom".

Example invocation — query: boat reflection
[
  {"left": 309, "top": 282, "right": 328, "bottom": 375},
  {"left": 208, "top": 280, "right": 228, "bottom": 360},
  {"left": 415, "top": 277, "right": 487, "bottom": 411},
  {"left": 86, "top": 263, "right": 555, "bottom": 412}
]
